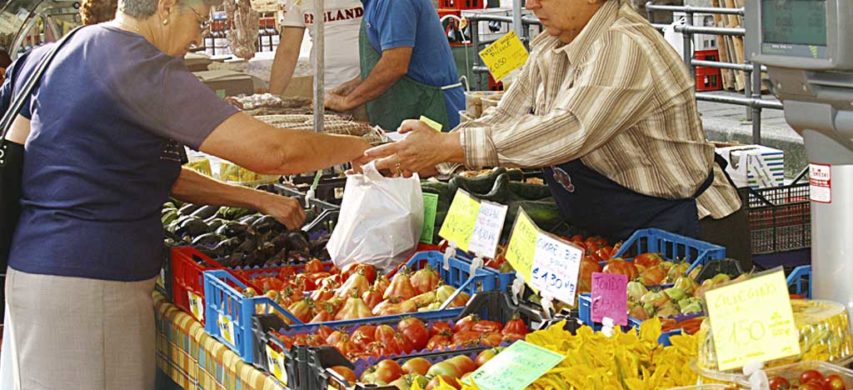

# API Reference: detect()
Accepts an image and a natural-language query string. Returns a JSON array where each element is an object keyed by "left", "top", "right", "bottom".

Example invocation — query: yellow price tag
[
  {"left": 188, "top": 291, "right": 205, "bottom": 322},
  {"left": 438, "top": 190, "right": 481, "bottom": 251},
  {"left": 504, "top": 208, "right": 539, "bottom": 285},
  {"left": 705, "top": 269, "right": 800, "bottom": 371},
  {"left": 478, "top": 31, "right": 529, "bottom": 81},
  {"left": 218, "top": 314, "right": 236, "bottom": 346},
  {"left": 265, "top": 345, "right": 287, "bottom": 383},
  {"left": 419, "top": 115, "right": 443, "bottom": 132}
]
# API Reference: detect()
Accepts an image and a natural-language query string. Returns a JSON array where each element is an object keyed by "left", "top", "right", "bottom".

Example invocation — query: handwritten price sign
[
  {"left": 439, "top": 190, "right": 481, "bottom": 250},
  {"left": 469, "top": 201, "right": 508, "bottom": 259},
  {"left": 505, "top": 208, "right": 539, "bottom": 284},
  {"left": 530, "top": 234, "right": 583, "bottom": 305},
  {"left": 468, "top": 341, "right": 564, "bottom": 390},
  {"left": 705, "top": 269, "right": 800, "bottom": 371},
  {"left": 478, "top": 31, "right": 530, "bottom": 81},
  {"left": 591, "top": 273, "right": 628, "bottom": 326}
]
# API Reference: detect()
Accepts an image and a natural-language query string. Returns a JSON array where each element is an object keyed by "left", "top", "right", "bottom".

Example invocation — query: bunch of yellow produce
[{"left": 423, "top": 318, "right": 701, "bottom": 390}]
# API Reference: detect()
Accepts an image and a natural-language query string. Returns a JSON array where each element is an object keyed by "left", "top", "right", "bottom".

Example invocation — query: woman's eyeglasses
[{"left": 187, "top": 7, "right": 211, "bottom": 32}]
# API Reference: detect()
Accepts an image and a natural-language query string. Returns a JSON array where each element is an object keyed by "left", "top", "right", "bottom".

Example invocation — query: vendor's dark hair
[{"left": 119, "top": 0, "right": 223, "bottom": 19}]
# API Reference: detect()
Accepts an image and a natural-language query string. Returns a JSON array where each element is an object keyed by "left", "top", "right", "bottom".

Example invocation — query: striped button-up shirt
[{"left": 452, "top": 0, "right": 740, "bottom": 219}]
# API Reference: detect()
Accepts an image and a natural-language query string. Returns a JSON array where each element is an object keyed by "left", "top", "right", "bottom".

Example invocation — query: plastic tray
[
  {"left": 204, "top": 250, "right": 501, "bottom": 364},
  {"left": 613, "top": 228, "right": 726, "bottom": 275},
  {"left": 694, "top": 360, "right": 853, "bottom": 387}
]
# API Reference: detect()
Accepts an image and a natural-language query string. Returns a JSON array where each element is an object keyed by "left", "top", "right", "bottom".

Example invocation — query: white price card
[
  {"left": 188, "top": 291, "right": 205, "bottom": 322},
  {"left": 468, "top": 201, "right": 509, "bottom": 259},
  {"left": 218, "top": 314, "right": 236, "bottom": 346},
  {"left": 530, "top": 234, "right": 583, "bottom": 305},
  {"left": 265, "top": 344, "right": 287, "bottom": 383}
]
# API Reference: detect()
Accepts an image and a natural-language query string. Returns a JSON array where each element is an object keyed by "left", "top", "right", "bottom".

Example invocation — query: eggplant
[
  {"left": 206, "top": 218, "right": 227, "bottom": 231},
  {"left": 178, "top": 203, "right": 203, "bottom": 216},
  {"left": 283, "top": 231, "right": 311, "bottom": 254},
  {"left": 191, "top": 233, "right": 226, "bottom": 248},
  {"left": 236, "top": 238, "right": 257, "bottom": 254},
  {"left": 215, "top": 221, "right": 248, "bottom": 237},
  {"left": 218, "top": 207, "right": 253, "bottom": 221},
  {"left": 238, "top": 214, "right": 261, "bottom": 225},
  {"left": 264, "top": 248, "right": 289, "bottom": 266},
  {"left": 190, "top": 205, "right": 219, "bottom": 220},
  {"left": 176, "top": 217, "right": 210, "bottom": 237},
  {"left": 251, "top": 215, "right": 283, "bottom": 234}
]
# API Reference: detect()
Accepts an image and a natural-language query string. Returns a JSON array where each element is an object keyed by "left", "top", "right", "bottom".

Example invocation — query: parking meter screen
[{"left": 761, "top": 0, "right": 827, "bottom": 58}]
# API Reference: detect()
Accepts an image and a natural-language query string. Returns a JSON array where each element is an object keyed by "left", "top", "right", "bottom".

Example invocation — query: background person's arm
[
  {"left": 324, "top": 47, "right": 411, "bottom": 112},
  {"left": 268, "top": 26, "right": 306, "bottom": 95}
]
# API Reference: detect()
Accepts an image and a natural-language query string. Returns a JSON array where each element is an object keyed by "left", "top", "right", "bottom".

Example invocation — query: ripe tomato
[
  {"left": 475, "top": 348, "right": 501, "bottom": 367},
  {"left": 479, "top": 332, "right": 503, "bottom": 347},
  {"left": 825, "top": 374, "right": 847, "bottom": 390},
  {"left": 578, "top": 255, "right": 603, "bottom": 293},
  {"left": 398, "top": 318, "right": 430, "bottom": 351},
  {"left": 454, "top": 315, "right": 478, "bottom": 333},
  {"left": 451, "top": 331, "right": 482, "bottom": 347},
  {"left": 426, "top": 375, "right": 461, "bottom": 390},
  {"left": 395, "top": 332, "right": 416, "bottom": 354},
  {"left": 472, "top": 320, "right": 502, "bottom": 333},
  {"left": 801, "top": 370, "right": 825, "bottom": 385},
  {"left": 426, "top": 334, "right": 451, "bottom": 350},
  {"left": 768, "top": 376, "right": 790, "bottom": 390},
  {"left": 401, "top": 357, "right": 432, "bottom": 376},
  {"left": 426, "top": 362, "right": 461, "bottom": 379},
  {"left": 351, "top": 325, "right": 376, "bottom": 345},
  {"left": 446, "top": 355, "right": 476, "bottom": 375},
  {"left": 373, "top": 359, "right": 404, "bottom": 384},
  {"left": 502, "top": 315, "right": 529, "bottom": 336},
  {"left": 315, "top": 325, "right": 335, "bottom": 342},
  {"left": 800, "top": 382, "right": 827, "bottom": 390},
  {"left": 603, "top": 259, "right": 639, "bottom": 280},
  {"left": 330, "top": 365, "right": 356, "bottom": 384},
  {"left": 305, "top": 259, "right": 325, "bottom": 273},
  {"left": 633, "top": 252, "right": 663, "bottom": 270},
  {"left": 325, "top": 330, "right": 347, "bottom": 345},
  {"left": 430, "top": 321, "right": 453, "bottom": 337}
]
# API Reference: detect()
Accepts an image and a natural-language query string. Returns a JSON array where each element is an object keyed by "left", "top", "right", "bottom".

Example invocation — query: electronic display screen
[{"left": 761, "top": 0, "right": 828, "bottom": 58}]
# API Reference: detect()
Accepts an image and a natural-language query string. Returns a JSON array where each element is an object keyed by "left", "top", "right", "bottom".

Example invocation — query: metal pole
[
  {"left": 471, "top": 18, "right": 482, "bottom": 91},
  {"left": 745, "top": 68, "right": 753, "bottom": 121},
  {"left": 312, "top": 0, "right": 325, "bottom": 132},
  {"left": 683, "top": 11, "right": 694, "bottom": 78},
  {"left": 751, "top": 62, "right": 763, "bottom": 144},
  {"left": 512, "top": 0, "right": 523, "bottom": 35}
]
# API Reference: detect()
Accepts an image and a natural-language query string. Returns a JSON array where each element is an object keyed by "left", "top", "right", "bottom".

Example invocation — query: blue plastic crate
[
  {"left": 614, "top": 228, "right": 726, "bottom": 275},
  {"left": 577, "top": 293, "right": 689, "bottom": 346},
  {"left": 787, "top": 265, "right": 811, "bottom": 298},
  {"left": 204, "top": 250, "right": 499, "bottom": 364}
]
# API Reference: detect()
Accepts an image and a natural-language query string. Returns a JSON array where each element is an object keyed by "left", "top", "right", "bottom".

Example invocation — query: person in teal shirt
[{"left": 324, "top": 0, "right": 466, "bottom": 131}]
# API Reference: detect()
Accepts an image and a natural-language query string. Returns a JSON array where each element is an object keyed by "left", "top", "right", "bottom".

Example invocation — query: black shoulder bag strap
[{"left": 0, "top": 26, "right": 85, "bottom": 143}]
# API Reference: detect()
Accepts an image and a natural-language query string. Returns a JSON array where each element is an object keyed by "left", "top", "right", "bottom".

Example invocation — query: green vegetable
[{"left": 447, "top": 167, "right": 507, "bottom": 197}]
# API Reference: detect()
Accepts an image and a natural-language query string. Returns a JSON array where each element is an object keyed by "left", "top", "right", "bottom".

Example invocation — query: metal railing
[{"left": 646, "top": 2, "right": 781, "bottom": 145}]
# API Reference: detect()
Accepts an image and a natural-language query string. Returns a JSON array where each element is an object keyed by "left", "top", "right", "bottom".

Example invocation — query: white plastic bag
[
  {"left": 663, "top": 15, "right": 687, "bottom": 59},
  {"left": 327, "top": 162, "right": 424, "bottom": 272}
]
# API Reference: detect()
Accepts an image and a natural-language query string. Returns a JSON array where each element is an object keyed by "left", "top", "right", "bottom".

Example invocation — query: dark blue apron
[{"left": 543, "top": 159, "right": 714, "bottom": 241}]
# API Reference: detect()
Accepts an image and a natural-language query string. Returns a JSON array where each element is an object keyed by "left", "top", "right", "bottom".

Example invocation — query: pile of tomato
[
  {"left": 270, "top": 314, "right": 528, "bottom": 364},
  {"left": 328, "top": 347, "right": 504, "bottom": 389},
  {"left": 770, "top": 370, "right": 848, "bottom": 390}
]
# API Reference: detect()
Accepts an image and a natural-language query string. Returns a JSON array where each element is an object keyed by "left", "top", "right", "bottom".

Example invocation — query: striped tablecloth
[{"left": 154, "top": 292, "right": 285, "bottom": 390}]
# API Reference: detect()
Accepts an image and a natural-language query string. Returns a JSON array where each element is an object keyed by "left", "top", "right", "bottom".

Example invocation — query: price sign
[
  {"left": 188, "top": 291, "right": 205, "bottom": 322},
  {"left": 530, "top": 234, "right": 583, "bottom": 305},
  {"left": 420, "top": 192, "right": 440, "bottom": 244},
  {"left": 419, "top": 115, "right": 443, "bottom": 132},
  {"left": 504, "top": 208, "right": 539, "bottom": 284},
  {"left": 468, "top": 200, "right": 509, "bottom": 259},
  {"left": 468, "top": 341, "right": 564, "bottom": 390},
  {"left": 439, "top": 190, "right": 481, "bottom": 251},
  {"left": 705, "top": 269, "right": 800, "bottom": 371},
  {"left": 218, "top": 314, "right": 236, "bottom": 346},
  {"left": 478, "top": 31, "right": 530, "bottom": 81},
  {"left": 265, "top": 345, "right": 287, "bottom": 383},
  {"left": 591, "top": 272, "right": 628, "bottom": 326}
]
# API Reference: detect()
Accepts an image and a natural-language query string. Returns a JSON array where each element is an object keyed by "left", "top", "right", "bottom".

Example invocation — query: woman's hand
[
  {"left": 364, "top": 120, "right": 465, "bottom": 176},
  {"left": 255, "top": 193, "right": 306, "bottom": 230}
]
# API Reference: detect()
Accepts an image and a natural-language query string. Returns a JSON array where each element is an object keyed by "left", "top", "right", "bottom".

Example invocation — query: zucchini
[
  {"left": 448, "top": 167, "right": 506, "bottom": 197},
  {"left": 508, "top": 181, "right": 553, "bottom": 201}
]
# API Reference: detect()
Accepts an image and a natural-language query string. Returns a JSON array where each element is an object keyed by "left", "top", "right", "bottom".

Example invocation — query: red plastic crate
[
  {"left": 696, "top": 66, "right": 722, "bottom": 91},
  {"left": 170, "top": 247, "right": 257, "bottom": 324}
]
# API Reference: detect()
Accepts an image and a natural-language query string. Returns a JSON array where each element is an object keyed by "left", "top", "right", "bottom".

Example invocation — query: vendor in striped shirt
[{"left": 365, "top": 0, "right": 751, "bottom": 266}]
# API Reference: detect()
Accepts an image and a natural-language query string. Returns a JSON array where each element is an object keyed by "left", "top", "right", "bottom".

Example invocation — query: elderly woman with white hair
[{"left": 0, "top": 0, "right": 369, "bottom": 387}]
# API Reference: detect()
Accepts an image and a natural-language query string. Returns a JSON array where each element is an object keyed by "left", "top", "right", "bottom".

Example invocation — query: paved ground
[{"left": 697, "top": 90, "right": 808, "bottom": 180}]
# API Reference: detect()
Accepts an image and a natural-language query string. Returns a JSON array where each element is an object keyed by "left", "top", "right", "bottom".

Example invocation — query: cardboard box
[
  {"left": 716, "top": 145, "right": 785, "bottom": 189},
  {"left": 193, "top": 70, "right": 254, "bottom": 97}
]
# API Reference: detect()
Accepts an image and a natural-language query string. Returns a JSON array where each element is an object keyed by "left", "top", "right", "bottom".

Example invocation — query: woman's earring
[{"left": 162, "top": 18, "right": 169, "bottom": 25}]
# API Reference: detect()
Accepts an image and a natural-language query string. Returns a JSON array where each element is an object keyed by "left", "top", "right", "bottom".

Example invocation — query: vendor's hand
[
  {"left": 364, "top": 120, "right": 464, "bottom": 176},
  {"left": 324, "top": 92, "right": 352, "bottom": 112},
  {"left": 256, "top": 193, "right": 306, "bottom": 230}
]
